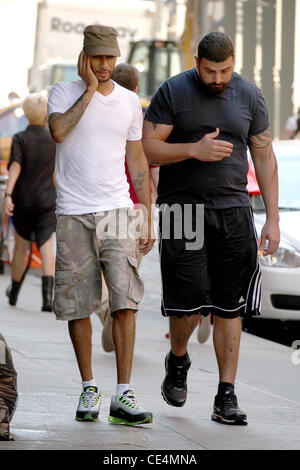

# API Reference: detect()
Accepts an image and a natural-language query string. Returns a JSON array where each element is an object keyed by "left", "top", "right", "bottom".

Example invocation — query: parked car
[{"left": 250, "top": 140, "right": 300, "bottom": 322}]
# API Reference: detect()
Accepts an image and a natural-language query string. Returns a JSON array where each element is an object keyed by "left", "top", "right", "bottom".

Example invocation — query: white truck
[{"left": 28, "top": 0, "right": 162, "bottom": 92}]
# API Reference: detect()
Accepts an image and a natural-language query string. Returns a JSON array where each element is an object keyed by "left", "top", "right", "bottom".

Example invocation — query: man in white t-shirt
[{"left": 47, "top": 25, "right": 154, "bottom": 426}]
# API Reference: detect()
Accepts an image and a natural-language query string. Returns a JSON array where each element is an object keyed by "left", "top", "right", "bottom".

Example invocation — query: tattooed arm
[
  {"left": 142, "top": 120, "right": 233, "bottom": 166},
  {"left": 48, "top": 90, "right": 94, "bottom": 143},
  {"left": 48, "top": 51, "right": 98, "bottom": 143},
  {"left": 126, "top": 140, "right": 155, "bottom": 255},
  {"left": 248, "top": 127, "right": 280, "bottom": 255}
]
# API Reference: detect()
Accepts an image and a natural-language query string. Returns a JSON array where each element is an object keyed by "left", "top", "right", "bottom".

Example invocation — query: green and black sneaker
[
  {"left": 108, "top": 389, "right": 153, "bottom": 426},
  {"left": 75, "top": 386, "right": 102, "bottom": 422}
]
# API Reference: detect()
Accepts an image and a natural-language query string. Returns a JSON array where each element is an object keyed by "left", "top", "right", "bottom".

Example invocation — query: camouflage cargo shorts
[{"left": 53, "top": 208, "right": 144, "bottom": 321}]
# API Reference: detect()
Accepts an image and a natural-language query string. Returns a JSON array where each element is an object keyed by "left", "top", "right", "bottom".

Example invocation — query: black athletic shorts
[
  {"left": 158, "top": 205, "right": 261, "bottom": 319},
  {"left": 13, "top": 206, "right": 56, "bottom": 249}
]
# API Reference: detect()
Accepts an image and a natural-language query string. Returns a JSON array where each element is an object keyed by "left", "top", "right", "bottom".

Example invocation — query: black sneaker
[
  {"left": 161, "top": 352, "right": 191, "bottom": 407},
  {"left": 211, "top": 391, "right": 247, "bottom": 425}
]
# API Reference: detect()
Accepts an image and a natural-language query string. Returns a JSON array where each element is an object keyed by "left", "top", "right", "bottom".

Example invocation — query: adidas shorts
[{"left": 159, "top": 205, "right": 261, "bottom": 319}]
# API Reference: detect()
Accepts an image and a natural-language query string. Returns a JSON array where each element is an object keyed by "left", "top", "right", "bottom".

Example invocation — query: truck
[
  {"left": 28, "top": 0, "right": 162, "bottom": 92},
  {"left": 127, "top": 38, "right": 181, "bottom": 109}
]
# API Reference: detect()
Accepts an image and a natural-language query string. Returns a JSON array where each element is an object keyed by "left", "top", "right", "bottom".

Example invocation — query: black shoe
[
  {"left": 211, "top": 392, "right": 247, "bottom": 425},
  {"left": 41, "top": 276, "right": 54, "bottom": 312},
  {"left": 6, "top": 280, "right": 22, "bottom": 306},
  {"left": 161, "top": 351, "right": 191, "bottom": 407}
]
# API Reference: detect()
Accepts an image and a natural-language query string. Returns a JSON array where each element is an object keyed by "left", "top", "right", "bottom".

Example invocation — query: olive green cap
[{"left": 83, "top": 24, "right": 121, "bottom": 57}]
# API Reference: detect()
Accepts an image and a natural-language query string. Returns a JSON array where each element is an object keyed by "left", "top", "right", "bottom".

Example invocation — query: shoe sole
[
  {"left": 211, "top": 412, "right": 247, "bottom": 426},
  {"left": 108, "top": 415, "right": 153, "bottom": 426},
  {"left": 75, "top": 413, "right": 99, "bottom": 422},
  {"left": 161, "top": 386, "right": 186, "bottom": 408}
]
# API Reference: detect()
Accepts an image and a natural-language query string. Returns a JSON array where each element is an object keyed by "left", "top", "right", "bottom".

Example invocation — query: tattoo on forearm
[
  {"left": 132, "top": 171, "right": 146, "bottom": 191},
  {"left": 61, "top": 90, "right": 90, "bottom": 131},
  {"left": 49, "top": 89, "right": 91, "bottom": 137}
]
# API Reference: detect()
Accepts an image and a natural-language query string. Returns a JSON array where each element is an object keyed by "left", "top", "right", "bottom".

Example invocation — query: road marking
[{"left": 237, "top": 381, "right": 300, "bottom": 406}]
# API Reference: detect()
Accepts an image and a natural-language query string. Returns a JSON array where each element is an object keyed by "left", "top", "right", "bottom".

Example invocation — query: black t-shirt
[
  {"left": 8, "top": 125, "right": 56, "bottom": 212},
  {"left": 144, "top": 69, "right": 270, "bottom": 208}
]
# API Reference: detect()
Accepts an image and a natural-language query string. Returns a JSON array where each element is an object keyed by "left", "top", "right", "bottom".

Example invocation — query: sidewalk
[{"left": 0, "top": 247, "right": 300, "bottom": 450}]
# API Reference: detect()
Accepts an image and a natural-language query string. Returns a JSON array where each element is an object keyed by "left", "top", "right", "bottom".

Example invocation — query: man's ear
[{"left": 194, "top": 56, "right": 200, "bottom": 68}]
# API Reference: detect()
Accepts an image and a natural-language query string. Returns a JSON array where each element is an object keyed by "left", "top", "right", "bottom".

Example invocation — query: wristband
[{"left": 4, "top": 192, "right": 12, "bottom": 198}]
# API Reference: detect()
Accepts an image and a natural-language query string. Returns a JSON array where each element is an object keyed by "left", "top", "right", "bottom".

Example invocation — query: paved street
[{"left": 1, "top": 245, "right": 300, "bottom": 451}]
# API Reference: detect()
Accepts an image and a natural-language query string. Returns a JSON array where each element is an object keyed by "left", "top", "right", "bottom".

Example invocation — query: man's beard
[
  {"left": 197, "top": 72, "right": 229, "bottom": 96},
  {"left": 94, "top": 70, "right": 112, "bottom": 83}
]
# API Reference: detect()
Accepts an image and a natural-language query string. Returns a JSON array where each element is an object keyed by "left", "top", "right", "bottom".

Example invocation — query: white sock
[
  {"left": 82, "top": 379, "right": 97, "bottom": 391},
  {"left": 116, "top": 384, "right": 131, "bottom": 397}
]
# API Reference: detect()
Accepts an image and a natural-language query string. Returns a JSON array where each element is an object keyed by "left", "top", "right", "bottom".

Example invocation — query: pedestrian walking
[
  {"left": 48, "top": 25, "right": 154, "bottom": 425},
  {"left": 3, "top": 92, "right": 56, "bottom": 311},
  {"left": 95, "top": 62, "right": 159, "bottom": 353},
  {"left": 143, "top": 31, "right": 280, "bottom": 425}
]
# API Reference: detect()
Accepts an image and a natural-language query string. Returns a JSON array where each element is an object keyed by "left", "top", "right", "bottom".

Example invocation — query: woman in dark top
[{"left": 2, "top": 93, "right": 56, "bottom": 311}]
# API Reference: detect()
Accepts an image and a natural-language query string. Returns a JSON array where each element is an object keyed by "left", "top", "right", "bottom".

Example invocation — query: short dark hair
[
  {"left": 111, "top": 63, "right": 139, "bottom": 91},
  {"left": 197, "top": 32, "right": 234, "bottom": 62}
]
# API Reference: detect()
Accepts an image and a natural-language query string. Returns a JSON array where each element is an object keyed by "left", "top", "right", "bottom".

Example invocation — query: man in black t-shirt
[{"left": 143, "top": 32, "right": 280, "bottom": 425}]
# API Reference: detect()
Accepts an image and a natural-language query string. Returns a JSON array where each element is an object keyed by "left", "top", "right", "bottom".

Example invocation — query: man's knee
[
  {"left": 68, "top": 317, "right": 92, "bottom": 334},
  {"left": 69, "top": 317, "right": 90, "bottom": 324},
  {"left": 113, "top": 309, "right": 136, "bottom": 321}
]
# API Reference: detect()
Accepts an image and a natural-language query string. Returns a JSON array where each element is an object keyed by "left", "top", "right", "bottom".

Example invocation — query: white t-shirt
[{"left": 47, "top": 79, "right": 143, "bottom": 215}]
